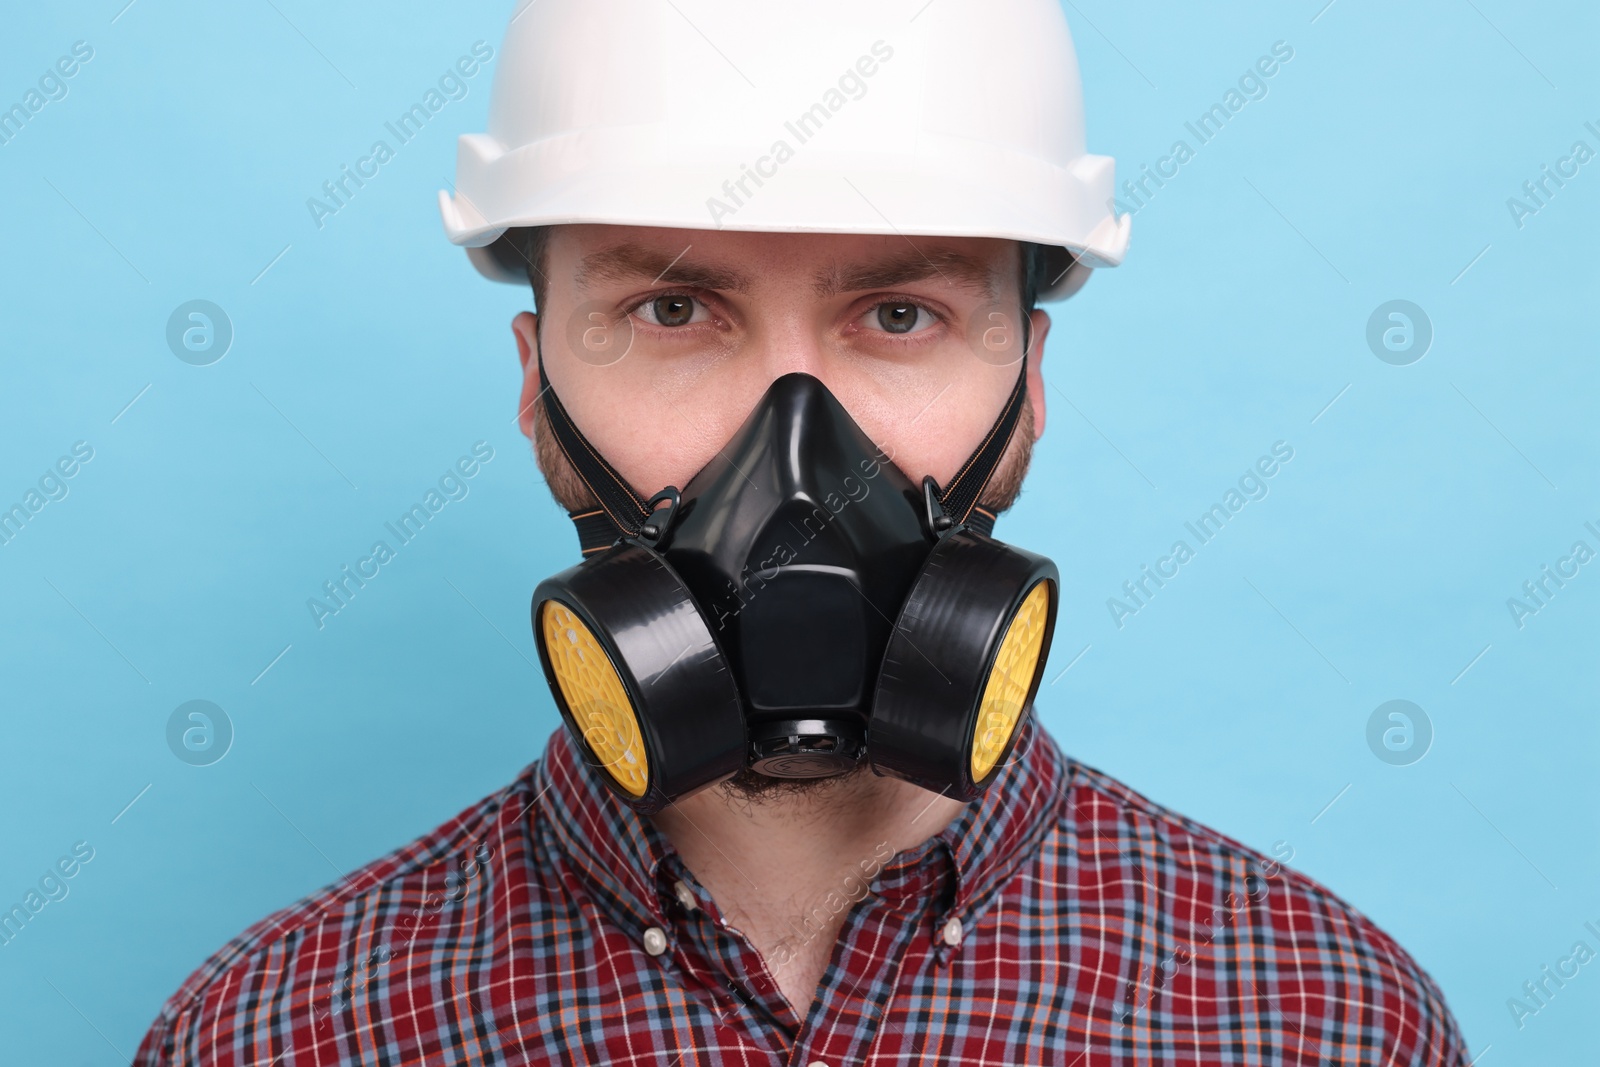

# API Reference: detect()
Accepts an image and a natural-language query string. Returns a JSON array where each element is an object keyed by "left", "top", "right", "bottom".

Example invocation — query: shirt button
[
  {"left": 941, "top": 916, "right": 964, "bottom": 947},
  {"left": 807, "top": 1061, "right": 831, "bottom": 1067},
  {"left": 673, "top": 879, "right": 699, "bottom": 912},
  {"left": 642, "top": 927, "right": 669, "bottom": 956}
]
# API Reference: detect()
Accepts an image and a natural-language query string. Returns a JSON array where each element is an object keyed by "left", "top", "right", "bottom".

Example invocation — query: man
[{"left": 136, "top": 1, "right": 1471, "bottom": 1064}]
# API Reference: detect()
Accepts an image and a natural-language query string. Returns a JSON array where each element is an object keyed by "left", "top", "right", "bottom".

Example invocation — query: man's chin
[{"left": 713, "top": 763, "right": 868, "bottom": 804}]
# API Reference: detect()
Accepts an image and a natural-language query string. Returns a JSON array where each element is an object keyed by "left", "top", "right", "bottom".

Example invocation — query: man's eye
[
  {"left": 865, "top": 302, "right": 937, "bottom": 336},
  {"left": 633, "top": 294, "right": 708, "bottom": 328}
]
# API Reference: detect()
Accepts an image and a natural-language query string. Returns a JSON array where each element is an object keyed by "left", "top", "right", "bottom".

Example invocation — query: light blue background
[{"left": 1, "top": 0, "right": 1595, "bottom": 1062}]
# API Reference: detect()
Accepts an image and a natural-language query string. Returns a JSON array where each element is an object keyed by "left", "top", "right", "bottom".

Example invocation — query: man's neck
[{"left": 648, "top": 770, "right": 969, "bottom": 1018}]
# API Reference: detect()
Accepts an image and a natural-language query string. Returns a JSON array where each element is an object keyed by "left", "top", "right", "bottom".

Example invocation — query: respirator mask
[{"left": 531, "top": 342, "right": 1058, "bottom": 813}]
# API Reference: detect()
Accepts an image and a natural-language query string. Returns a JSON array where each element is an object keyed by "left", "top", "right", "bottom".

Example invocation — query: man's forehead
[{"left": 567, "top": 235, "right": 1006, "bottom": 300}]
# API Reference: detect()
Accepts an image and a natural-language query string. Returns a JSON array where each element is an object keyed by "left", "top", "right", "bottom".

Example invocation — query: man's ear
[
  {"left": 1025, "top": 308, "right": 1050, "bottom": 439},
  {"left": 512, "top": 311, "right": 540, "bottom": 440}
]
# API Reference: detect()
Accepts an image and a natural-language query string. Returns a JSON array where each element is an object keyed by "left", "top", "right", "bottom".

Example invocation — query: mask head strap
[
  {"left": 933, "top": 356, "right": 1029, "bottom": 530},
  {"left": 535, "top": 342, "right": 654, "bottom": 551},
  {"left": 537, "top": 339, "right": 1028, "bottom": 555}
]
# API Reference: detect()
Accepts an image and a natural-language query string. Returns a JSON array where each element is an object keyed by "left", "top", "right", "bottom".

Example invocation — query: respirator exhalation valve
[{"left": 747, "top": 719, "right": 866, "bottom": 779}]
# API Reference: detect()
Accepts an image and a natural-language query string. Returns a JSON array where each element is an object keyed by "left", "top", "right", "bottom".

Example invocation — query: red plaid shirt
[{"left": 136, "top": 720, "right": 1470, "bottom": 1065}]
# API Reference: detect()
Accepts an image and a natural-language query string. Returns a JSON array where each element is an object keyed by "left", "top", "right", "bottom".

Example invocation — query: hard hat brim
[{"left": 439, "top": 136, "right": 1130, "bottom": 302}]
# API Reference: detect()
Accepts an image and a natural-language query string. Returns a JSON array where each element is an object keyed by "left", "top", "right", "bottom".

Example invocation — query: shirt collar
[
  {"left": 869, "top": 717, "right": 1071, "bottom": 916},
  {"left": 533, "top": 716, "right": 1071, "bottom": 929},
  {"left": 534, "top": 726, "right": 680, "bottom": 930}
]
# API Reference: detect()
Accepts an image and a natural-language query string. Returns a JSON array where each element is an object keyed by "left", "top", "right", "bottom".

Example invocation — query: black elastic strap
[
  {"left": 537, "top": 344, "right": 654, "bottom": 543},
  {"left": 935, "top": 361, "right": 1029, "bottom": 526},
  {"left": 965, "top": 506, "right": 998, "bottom": 539},
  {"left": 928, "top": 309, "right": 1033, "bottom": 530},
  {"left": 568, "top": 508, "right": 624, "bottom": 556}
]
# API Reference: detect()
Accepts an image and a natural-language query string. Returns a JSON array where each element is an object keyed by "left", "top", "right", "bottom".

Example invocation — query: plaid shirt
[{"left": 135, "top": 720, "right": 1470, "bottom": 1066}]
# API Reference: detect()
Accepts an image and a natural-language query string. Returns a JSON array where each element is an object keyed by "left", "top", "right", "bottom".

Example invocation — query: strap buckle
[
  {"left": 634, "top": 487, "right": 682, "bottom": 547},
  {"left": 921, "top": 476, "right": 960, "bottom": 541}
]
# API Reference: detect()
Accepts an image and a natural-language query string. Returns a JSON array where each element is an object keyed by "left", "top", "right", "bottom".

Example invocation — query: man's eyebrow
[
  {"left": 573, "top": 243, "right": 753, "bottom": 293},
  {"left": 814, "top": 249, "right": 1000, "bottom": 299}
]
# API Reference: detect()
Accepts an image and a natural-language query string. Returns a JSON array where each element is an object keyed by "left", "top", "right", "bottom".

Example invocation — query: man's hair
[
  {"left": 492, "top": 226, "right": 1059, "bottom": 322},
  {"left": 508, "top": 226, "right": 554, "bottom": 312}
]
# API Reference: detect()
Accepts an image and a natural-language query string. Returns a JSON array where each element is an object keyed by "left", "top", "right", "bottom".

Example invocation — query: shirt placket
[
  {"left": 785, "top": 843, "right": 953, "bottom": 1067},
  {"left": 650, "top": 857, "right": 801, "bottom": 1059},
  {"left": 636, "top": 846, "right": 955, "bottom": 1067}
]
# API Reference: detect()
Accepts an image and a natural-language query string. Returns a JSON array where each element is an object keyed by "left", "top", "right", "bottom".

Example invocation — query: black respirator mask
[{"left": 531, "top": 346, "right": 1058, "bottom": 813}]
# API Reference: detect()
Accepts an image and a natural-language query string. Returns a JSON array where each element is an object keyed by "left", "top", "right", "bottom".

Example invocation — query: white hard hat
[{"left": 439, "top": 0, "right": 1130, "bottom": 301}]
